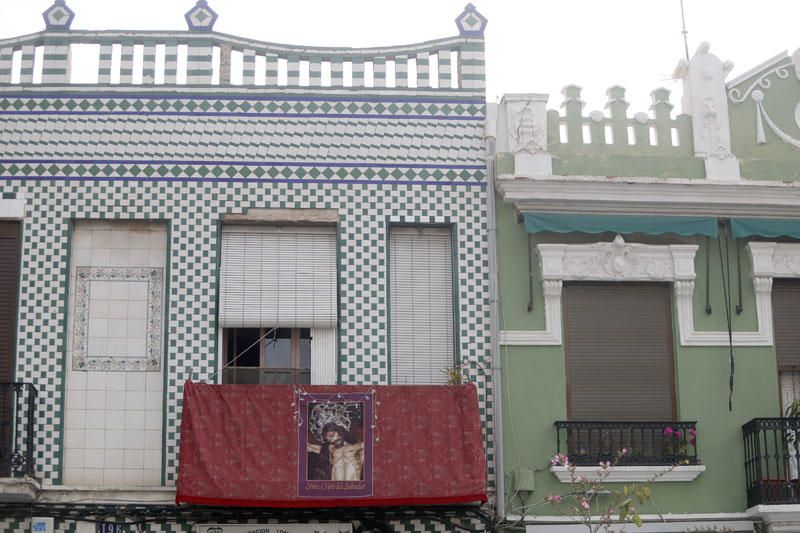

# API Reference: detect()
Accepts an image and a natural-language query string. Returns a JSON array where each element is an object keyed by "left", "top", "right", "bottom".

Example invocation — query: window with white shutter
[
  {"left": 389, "top": 226, "right": 455, "bottom": 384},
  {"left": 219, "top": 226, "right": 338, "bottom": 384}
]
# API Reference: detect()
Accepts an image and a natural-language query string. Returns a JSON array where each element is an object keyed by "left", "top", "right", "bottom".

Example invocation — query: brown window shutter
[
  {"left": 0, "top": 222, "right": 20, "bottom": 384},
  {"left": 564, "top": 282, "right": 675, "bottom": 421},
  {"left": 774, "top": 279, "right": 800, "bottom": 370}
]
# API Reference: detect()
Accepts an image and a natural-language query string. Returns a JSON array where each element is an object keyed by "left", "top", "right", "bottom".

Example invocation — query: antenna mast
[{"left": 680, "top": 0, "right": 690, "bottom": 61}]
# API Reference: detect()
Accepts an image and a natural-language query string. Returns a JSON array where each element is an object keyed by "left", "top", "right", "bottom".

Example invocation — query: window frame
[
  {"left": 222, "top": 326, "right": 312, "bottom": 385},
  {"left": 387, "top": 223, "right": 459, "bottom": 385}
]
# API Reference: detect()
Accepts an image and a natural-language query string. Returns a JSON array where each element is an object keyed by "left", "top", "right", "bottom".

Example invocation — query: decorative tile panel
[{"left": 72, "top": 267, "right": 164, "bottom": 372}]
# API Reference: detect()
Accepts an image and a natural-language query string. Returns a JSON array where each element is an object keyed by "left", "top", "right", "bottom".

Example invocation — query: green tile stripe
[
  {"left": 0, "top": 97, "right": 485, "bottom": 118},
  {"left": 0, "top": 164, "right": 485, "bottom": 183}
]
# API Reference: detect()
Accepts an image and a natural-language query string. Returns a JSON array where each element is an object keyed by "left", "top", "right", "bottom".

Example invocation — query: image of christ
[{"left": 306, "top": 405, "right": 365, "bottom": 481}]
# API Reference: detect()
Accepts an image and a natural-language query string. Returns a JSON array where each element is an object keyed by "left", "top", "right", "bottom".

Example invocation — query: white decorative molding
[
  {"left": 72, "top": 267, "right": 164, "bottom": 371},
  {"left": 550, "top": 464, "right": 706, "bottom": 483},
  {"left": 499, "top": 280, "right": 562, "bottom": 346},
  {"left": 500, "top": 94, "right": 552, "bottom": 177},
  {"left": 675, "top": 42, "right": 740, "bottom": 180},
  {"left": 500, "top": 238, "right": 794, "bottom": 347}
]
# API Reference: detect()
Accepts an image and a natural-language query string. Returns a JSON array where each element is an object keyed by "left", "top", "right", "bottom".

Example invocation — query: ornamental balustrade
[
  {"left": 0, "top": 1, "right": 486, "bottom": 91},
  {"left": 554, "top": 420, "right": 699, "bottom": 467},
  {"left": 547, "top": 85, "right": 693, "bottom": 153},
  {"left": 742, "top": 417, "right": 800, "bottom": 506}
]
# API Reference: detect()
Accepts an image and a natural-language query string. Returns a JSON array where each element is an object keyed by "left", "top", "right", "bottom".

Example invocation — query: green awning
[
  {"left": 731, "top": 218, "right": 800, "bottom": 239},
  {"left": 522, "top": 213, "right": 719, "bottom": 237}
]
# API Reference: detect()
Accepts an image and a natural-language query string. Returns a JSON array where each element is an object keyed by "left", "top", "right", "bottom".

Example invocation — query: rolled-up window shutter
[
  {"left": 0, "top": 222, "right": 20, "bottom": 384},
  {"left": 390, "top": 227, "right": 454, "bottom": 385},
  {"left": 774, "top": 279, "right": 800, "bottom": 369},
  {"left": 219, "top": 226, "right": 337, "bottom": 328},
  {"left": 564, "top": 282, "right": 674, "bottom": 421}
]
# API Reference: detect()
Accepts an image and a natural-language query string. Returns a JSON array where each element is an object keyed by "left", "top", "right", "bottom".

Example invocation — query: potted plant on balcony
[
  {"left": 785, "top": 399, "right": 800, "bottom": 482},
  {"left": 661, "top": 426, "right": 697, "bottom": 465}
]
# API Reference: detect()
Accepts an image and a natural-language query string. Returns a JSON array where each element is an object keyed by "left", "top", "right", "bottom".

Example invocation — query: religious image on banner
[{"left": 298, "top": 392, "right": 374, "bottom": 497}]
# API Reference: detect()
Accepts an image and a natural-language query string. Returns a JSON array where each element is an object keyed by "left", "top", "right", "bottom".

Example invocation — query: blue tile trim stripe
[
  {"left": 0, "top": 176, "right": 488, "bottom": 187},
  {"left": 0, "top": 159, "right": 485, "bottom": 170},
  {"left": 0, "top": 111, "right": 484, "bottom": 120},
  {"left": 0, "top": 92, "right": 486, "bottom": 105}
]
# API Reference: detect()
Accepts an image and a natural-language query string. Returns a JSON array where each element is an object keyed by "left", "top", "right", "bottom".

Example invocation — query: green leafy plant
[{"left": 544, "top": 449, "right": 653, "bottom": 532}]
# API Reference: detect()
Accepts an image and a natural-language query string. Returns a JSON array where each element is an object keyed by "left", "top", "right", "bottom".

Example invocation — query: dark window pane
[
  {"left": 265, "top": 328, "right": 292, "bottom": 368},
  {"left": 229, "top": 328, "right": 260, "bottom": 367}
]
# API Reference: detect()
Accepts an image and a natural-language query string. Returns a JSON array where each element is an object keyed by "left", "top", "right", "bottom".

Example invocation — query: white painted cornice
[
  {"left": 495, "top": 175, "right": 800, "bottom": 218},
  {"left": 550, "top": 464, "right": 705, "bottom": 483}
]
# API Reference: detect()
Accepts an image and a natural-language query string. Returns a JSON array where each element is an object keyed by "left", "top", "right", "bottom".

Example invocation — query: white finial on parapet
[
  {"left": 185, "top": 0, "right": 218, "bottom": 31},
  {"left": 675, "top": 42, "right": 740, "bottom": 180},
  {"left": 43, "top": 0, "right": 75, "bottom": 30}
]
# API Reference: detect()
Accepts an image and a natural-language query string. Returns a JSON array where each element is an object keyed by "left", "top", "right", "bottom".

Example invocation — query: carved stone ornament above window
[{"left": 72, "top": 267, "right": 164, "bottom": 372}]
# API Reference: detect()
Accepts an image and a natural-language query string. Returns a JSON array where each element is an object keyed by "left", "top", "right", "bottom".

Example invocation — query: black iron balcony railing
[
  {"left": 0, "top": 383, "right": 38, "bottom": 478},
  {"left": 742, "top": 417, "right": 800, "bottom": 506},
  {"left": 554, "top": 421, "right": 699, "bottom": 466}
]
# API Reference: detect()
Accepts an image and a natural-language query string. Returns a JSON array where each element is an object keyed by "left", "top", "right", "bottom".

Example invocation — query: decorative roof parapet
[
  {"left": 674, "top": 42, "right": 740, "bottom": 180},
  {"left": 43, "top": 0, "right": 75, "bottom": 30},
  {"left": 2, "top": 4, "right": 485, "bottom": 92},
  {"left": 185, "top": 0, "right": 218, "bottom": 31}
]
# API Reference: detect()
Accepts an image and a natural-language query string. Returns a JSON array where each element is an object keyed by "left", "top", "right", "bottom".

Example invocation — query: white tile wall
[{"left": 63, "top": 221, "right": 166, "bottom": 487}]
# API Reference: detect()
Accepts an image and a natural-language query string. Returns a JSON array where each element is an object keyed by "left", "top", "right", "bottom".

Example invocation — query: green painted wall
[
  {"left": 496, "top": 195, "right": 781, "bottom": 516},
  {"left": 730, "top": 67, "right": 800, "bottom": 180}
]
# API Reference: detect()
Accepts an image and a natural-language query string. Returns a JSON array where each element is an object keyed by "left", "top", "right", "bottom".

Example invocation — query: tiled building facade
[{"left": 0, "top": 2, "right": 494, "bottom": 531}]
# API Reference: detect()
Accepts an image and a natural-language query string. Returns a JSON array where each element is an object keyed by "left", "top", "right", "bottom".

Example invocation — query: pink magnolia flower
[
  {"left": 545, "top": 494, "right": 562, "bottom": 504},
  {"left": 550, "top": 453, "right": 569, "bottom": 466},
  {"left": 580, "top": 498, "right": 590, "bottom": 510}
]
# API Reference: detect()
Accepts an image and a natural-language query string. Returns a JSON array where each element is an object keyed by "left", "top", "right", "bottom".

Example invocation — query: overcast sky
[{"left": 1, "top": 1, "right": 799, "bottom": 113}]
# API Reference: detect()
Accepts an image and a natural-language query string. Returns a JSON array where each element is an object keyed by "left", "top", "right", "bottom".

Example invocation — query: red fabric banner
[{"left": 176, "top": 382, "right": 488, "bottom": 508}]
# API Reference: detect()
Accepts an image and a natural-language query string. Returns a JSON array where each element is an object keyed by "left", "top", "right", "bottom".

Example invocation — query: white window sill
[{"left": 550, "top": 464, "right": 705, "bottom": 483}]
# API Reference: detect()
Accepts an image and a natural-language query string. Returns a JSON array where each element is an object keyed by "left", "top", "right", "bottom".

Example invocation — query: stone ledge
[
  {"left": 39, "top": 485, "right": 176, "bottom": 505},
  {"left": 550, "top": 464, "right": 706, "bottom": 483},
  {"left": 0, "top": 476, "right": 41, "bottom": 502}
]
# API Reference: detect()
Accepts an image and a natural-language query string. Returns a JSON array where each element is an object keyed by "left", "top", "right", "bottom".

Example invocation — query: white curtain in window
[
  {"left": 389, "top": 226, "right": 455, "bottom": 384},
  {"left": 219, "top": 226, "right": 337, "bottom": 328}
]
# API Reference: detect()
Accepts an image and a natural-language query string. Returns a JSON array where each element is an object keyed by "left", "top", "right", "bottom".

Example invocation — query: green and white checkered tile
[
  {"left": 2, "top": 175, "right": 494, "bottom": 493},
  {"left": 0, "top": 518, "right": 77, "bottom": 533},
  {"left": 0, "top": 90, "right": 493, "bottom": 497},
  {"left": 0, "top": 162, "right": 484, "bottom": 184},
  {"left": 0, "top": 114, "right": 484, "bottom": 166}
]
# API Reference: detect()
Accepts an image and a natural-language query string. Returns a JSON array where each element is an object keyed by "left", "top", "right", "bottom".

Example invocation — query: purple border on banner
[{"left": 297, "top": 392, "right": 374, "bottom": 498}]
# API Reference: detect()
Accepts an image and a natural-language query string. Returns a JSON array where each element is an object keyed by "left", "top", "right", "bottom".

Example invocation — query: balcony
[
  {"left": 742, "top": 417, "right": 800, "bottom": 507},
  {"left": 552, "top": 421, "right": 704, "bottom": 483},
  {"left": 0, "top": 383, "right": 39, "bottom": 502},
  {"left": 555, "top": 421, "right": 699, "bottom": 465}
]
